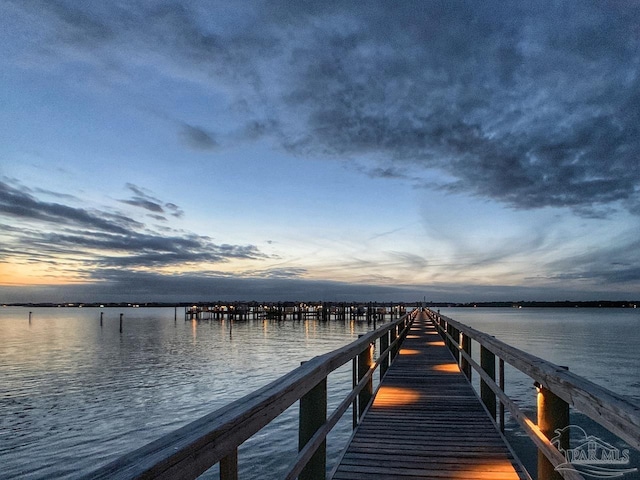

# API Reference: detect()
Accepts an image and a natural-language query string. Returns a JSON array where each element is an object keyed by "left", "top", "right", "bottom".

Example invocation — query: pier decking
[{"left": 332, "top": 312, "right": 528, "bottom": 480}]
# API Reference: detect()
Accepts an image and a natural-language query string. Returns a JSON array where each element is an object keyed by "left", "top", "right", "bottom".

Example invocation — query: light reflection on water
[{"left": 0, "top": 307, "right": 379, "bottom": 479}]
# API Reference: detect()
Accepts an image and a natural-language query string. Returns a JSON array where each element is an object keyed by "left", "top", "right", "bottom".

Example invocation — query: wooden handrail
[
  {"left": 428, "top": 310, "right": 640, "bottom": 452},
  {"left": 83, "top": 312, "right": 414, "bottom": 480}
]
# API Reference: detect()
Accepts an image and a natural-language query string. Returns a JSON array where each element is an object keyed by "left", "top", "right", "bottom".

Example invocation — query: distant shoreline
[{"left": 2, "top": 300, "right": 638, "bottom": 309}]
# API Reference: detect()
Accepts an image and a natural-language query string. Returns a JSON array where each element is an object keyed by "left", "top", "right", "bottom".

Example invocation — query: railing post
[
  {"left": 451, "top": 326, "right": 460, "bottom": 362},
  {"left": 380, "top": 330, "right": 390, "bottom": 379},
  {"left": 220, "top": 448, "right": 238, "bottom": 480},
  {"left": 390, "top": 326, "right": 398, "bottom": 360},
  {"left": 537, "top": 378, "right": 569, "bottom": 480},
  {"left": 499, "top": 358, "right": 505, "bottom": 433},
  {"left": 445, "top": 321, "right": 451, "bottom": 350},
  {"left": 461, "top": 333, "right": 471, "bottom": 380},
  {"left": 480, "top": 345, "right": 497, "bottom": 420},
  {"left": 299, "top": 374, "right": 327, "bottom": 480},
  {"left": 357, "top": 338, "right": 373, "bottom": 420}
]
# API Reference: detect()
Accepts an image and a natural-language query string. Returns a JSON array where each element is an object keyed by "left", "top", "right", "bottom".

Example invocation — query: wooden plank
[{"left": 332, "top": 312, "right": 527, "bottom": 480}]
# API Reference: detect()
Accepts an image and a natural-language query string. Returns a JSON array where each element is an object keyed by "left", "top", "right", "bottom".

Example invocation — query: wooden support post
[
  {"left": 461, "top": 333, "right": 471, "bottom": 380},
  {"left": 29, "top": 311, "right": 32, "bottom": 324},
  {"left": 480, "top": 345, "right": 496, "bottom": 420},
  {"left": 119, "top": 313, "right": 123, "bottom": 333},
  {"left": 352, "top": 357, "right": 357, "bottom": 429},
  {"left": 499, "top": 358, "right": 505, "bottom": 433},
  {"left": 537, "top": 379, "right": 569, "bottom": 480},
  {"left": 451, "top": 326, "right": 460, "bottom": 362},
  {"left": 390, "top": 326, "right": 398, "bottom": 360},
  {"left": 299, "top": 373, "right": 327, "bottom": 480},
  {"left": 100, "top": 312, "right": 103, "bottom": 327},
  {"left": 219, "top": 448, "right": 238, "bottom": 480},
  {"left": 445, "top": 322, "right": 451, "bottom": 350},
  {"left": 357, "top": 337, "right": 373, "bottom": 420},
  {"left": 380, "top": 331, "right": 390, "bottom": 379}
]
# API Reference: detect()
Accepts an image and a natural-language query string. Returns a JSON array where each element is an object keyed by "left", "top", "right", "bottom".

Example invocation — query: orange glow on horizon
[{"left": 0, "top": 262, "right": 88, "bottom": 286}]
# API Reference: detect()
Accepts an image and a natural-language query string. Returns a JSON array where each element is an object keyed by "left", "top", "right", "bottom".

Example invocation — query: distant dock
[{"left": 184, "top": 302, "right": 407, "bottom": 323}]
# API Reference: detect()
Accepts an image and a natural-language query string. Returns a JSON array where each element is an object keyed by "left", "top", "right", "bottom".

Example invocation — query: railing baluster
[
  {"left": 461, "top": 333, "right": 471, "bottom": 380},
  {"left": 220, "top": 448, "right": 238, "bottom": 480},
  {"left": 380, "top": 331, "right": 389, "bottom": 379},
  {"left": 499, "top": 357, "right": 505, "bottom": 433},
  {"left": 357, "top": 339, "right": 374, "bottom": 420},
  {"left": 299, "top": 375, "right": 327, "bottom": 480},
  {"left": 537, "top": 372, "right": 570, "bottom": 480},
  {"left": 390, "top": 326, "right": 398, "bottom": 360},
  {"left": 480, "top": 345, "right": 497, "bottom": 420}
]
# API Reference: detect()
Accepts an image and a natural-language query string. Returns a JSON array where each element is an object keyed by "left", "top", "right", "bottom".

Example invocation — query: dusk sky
[{"left": 1, "top": 1, "right": 639, "bottom": 303}]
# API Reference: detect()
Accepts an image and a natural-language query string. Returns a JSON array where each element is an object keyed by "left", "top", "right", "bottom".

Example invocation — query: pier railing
[
  {"left": 84, "top": 311, "right": 416, "bottom": 480},
  {"left": 427, "top": 309, "right": 640, "bottom": 480}
]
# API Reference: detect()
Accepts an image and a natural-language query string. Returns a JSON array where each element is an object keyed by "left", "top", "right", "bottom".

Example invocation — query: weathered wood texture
[
  {"left": 436, "top": 312, "right": 640, "bottom": 452},
  {"left": 332, "top": 312, "right": 528, "bottom": 480}
]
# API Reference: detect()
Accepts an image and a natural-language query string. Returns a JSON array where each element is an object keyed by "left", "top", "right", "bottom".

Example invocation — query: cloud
[
  {"left": 119, "top": 184, "right": 185, "bottom": 219},
  {"left": 0, "top": 179, "right": 265, "bottom": 274},
  {"left": 544, "top": 237, "right": 640, "bottom": 285},
  {"left": 15, "top": 1, "right": 633, "bottom": 216},
  {"left": 0, "top": 180, "right": 139, "bottom": 234},
  {"left": 179, "top": 123, "right": 218, "bottom": 151}
]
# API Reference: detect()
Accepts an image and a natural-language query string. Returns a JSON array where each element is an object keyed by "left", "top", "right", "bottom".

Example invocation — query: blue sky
[{"left": 1, "top": 1, "right": 639, "bottom": 303}]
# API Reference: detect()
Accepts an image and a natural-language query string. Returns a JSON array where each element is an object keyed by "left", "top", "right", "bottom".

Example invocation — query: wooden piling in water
[
  {"left": 461, "top": 333, "right": 471, "bottom": 380},
  {"left": 100, "top": 312, "right": 103, "bottom": 327},
  {"left": 357, "top": 336, "right": 373, "bottom": 420},
  {"left": 299, "top": 363, "right": 327, "bottom": 480},
  {"left": 537, "top": 372, "right": 570, "bottom": 480},
  {"left": 119, "top": 313, "right": 123, "bottom": 333}
]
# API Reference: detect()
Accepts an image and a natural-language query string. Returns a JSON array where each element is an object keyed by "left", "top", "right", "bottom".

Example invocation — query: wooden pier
[
  {"left": 85, "top": 308, "right": 640, "bottom": 480},
  {"left": 332, "top": 311, "right": 527, "bottom": 479}
]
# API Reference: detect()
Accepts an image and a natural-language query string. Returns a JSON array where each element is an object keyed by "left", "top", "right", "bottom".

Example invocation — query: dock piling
[
  {"left": 480, "top": 345, "right": 497, "bottom": 420},
  {"left": 299, "top": 365, "right": 327, "bottom": 480},
  {"left": 537, "top": 370, "right": 570, "bottom": 480}
]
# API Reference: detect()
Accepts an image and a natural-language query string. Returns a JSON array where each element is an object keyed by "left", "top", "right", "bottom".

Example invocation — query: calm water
[
  {"left": 1, "top": 307, "right": 639, "bottom": 479},
  {"left": 0, "top": 307, "right": 382, "bottom": 479}
]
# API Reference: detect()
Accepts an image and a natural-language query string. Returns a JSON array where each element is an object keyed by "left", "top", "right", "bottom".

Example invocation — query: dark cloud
[
  {"left": 0, "top": 179, "right": 265, "bottom": 271},
  {"left": 180, "top": 123, "right": 218, "bottom": 151},
  {"left": 164, "top": 203, "right": 184, "bottom": 218},
  {"left": 119, "top": 184, "right": 185, "bottom": 220},
  {"left": 18, "top": 1, "right": 637, "bottom": 215},
  {"left": 0, "top": 180, "right": 137, "bottom": 234},
  {"left": 544, "top": 237, "right": 640, "bottom": 285}
]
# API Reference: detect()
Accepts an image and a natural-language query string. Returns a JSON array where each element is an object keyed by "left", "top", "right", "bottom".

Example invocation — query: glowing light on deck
[
  {"left": 431, "top": 363, "right": 460, "bottom": 373},
  {"left": 373, "top": 386, "right": 421, "bottom": 407}
]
